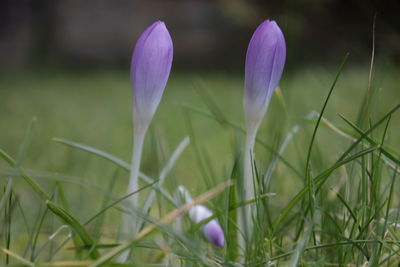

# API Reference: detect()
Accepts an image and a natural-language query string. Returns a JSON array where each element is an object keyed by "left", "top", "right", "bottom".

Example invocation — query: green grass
[{"left": 0, "top": 61, "right": 399, "bottom": 266}]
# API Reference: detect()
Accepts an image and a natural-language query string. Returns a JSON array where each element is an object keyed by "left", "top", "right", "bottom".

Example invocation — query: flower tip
[
  {"left": 261, "top": 19, "right": 271, "bottom": 25},
  {"left": 152, "top": 20, "right": 167, "bottom": 29},
  {"left": 257, "top": 19, "right": 282, "bottom": 36},
  {"left": 204, "top": 220, "right": 225, "bottom": 248},
  {"left": 143, "top": 21, "right": 169, "bottom": 39}
]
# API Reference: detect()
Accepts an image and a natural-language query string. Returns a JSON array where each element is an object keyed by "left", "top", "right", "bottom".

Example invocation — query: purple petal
[
  {"left": 203, "top": 220, "right": 225, "bottom": 248},
  {"left": 131, "top": 21, "right": 173, "bottom": 126},
  {"left": 244, "top": 20, "right": 286, "bottom": 123}
]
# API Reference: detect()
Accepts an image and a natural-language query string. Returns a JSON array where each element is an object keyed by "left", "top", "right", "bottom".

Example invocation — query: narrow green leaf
[
  {"left": 89, "top": 181, "right": 230, "bottom": 266},
  {"left": 338, "top": 113, "right": 400, "bottom": 166},
  {"left": 180, "top": 104, "right": 302, "bottom": 178},
  {"left": 273, "top": 103, "right": 400, "bottom": 233},
  {"left": 141, "top": 137, "right": 189, "bottom": 225},
  {"left": 46, "top": 200, "right": 100, "bottom": 259},
  {"left": 1, "top": 248, "right": 35, "bottom": 266},
  {"left": 273, "top": 147, "right": 377, "bottom": 231},
  {"left": 303, "top": 53, "right": 349, "bottom": 235},
  {"left": 52, "top": 138, "right": 176, "bottom": 205},
  {"left": 52, "top": 138, "right": 130, "bottom": 170},
  {"left": 0, "top": 148, "right": 50, "bottom": 201},
  {"left": 84, "top": 180, "right": 158, "bottom": 226},
  {"left": 0, "top": 149, "right": 100, "bottom": 259},
  {"left": 227, "top": 162, "right": 238, "bottom": 262},
  {"left": 56, "top": 182, "right": 84, "bottom": 259}
]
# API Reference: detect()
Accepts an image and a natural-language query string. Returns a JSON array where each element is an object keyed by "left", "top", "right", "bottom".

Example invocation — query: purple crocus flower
[
  {"left": 203, "top": 218, "right": 225, "bottom": 248},
  {"left": 243, "top": 20, "right": 286, "bottom": 129},
  {"left": 124, "top": 21, "right": 173, "bottom": 241},
  {"left": 239, "top": 20, "right": 286, "bottom": 250},
  {"left": 127, "top": 20, "right": 173, "bottom": 204},
  {"left": 189, "top": 204, "right": 225, "bottom": 248},
  {"left": 131, "top": 21, "right": 173, "bottom": 128},
  {"left": 178, "top": 186, "right": 225, "bottom": 248}
]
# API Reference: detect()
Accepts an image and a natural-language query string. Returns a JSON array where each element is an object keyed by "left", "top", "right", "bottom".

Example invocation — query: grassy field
[{"left": 0, "top": 62, "right": 399, "bottom": 265}]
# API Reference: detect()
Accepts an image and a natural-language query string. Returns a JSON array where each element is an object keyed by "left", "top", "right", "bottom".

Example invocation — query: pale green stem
[
  {"left": 119, "top": 122, "right": 147, "bottom": 262},
  {"left": 127, "top": 125, "right": 147, "bottom": 209},
  {"left": 238, "top": 121, "right": 258, "bottom": 252}
]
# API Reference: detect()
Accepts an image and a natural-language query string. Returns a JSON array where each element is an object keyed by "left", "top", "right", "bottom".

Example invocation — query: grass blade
[
  {"left": 52, "top": 138, "right": 176, "bottom": 205},
  {"left": 1, "top": 248, "right": 35, "bottom": 266},
  {"left": 89, "top": 181, "right": 231, "bottom": 266},
  {"left": 338, "top": 113, "right": 400, "bottom": 166},
  {"left": 141, "top": 137, "right": 190, "bottom": 223},
  {"left": 0, "top": 149, "right": 100, "bottom": 259},
  {"left": 303, "top": 53, "right": 349, "bottom": 235},
  {"left": 52, "top": 138, "right": 130, "bottom": 170},
  {"left": 273, "top": 146, "right": 377, "bottom": 231},
  {"left": 45, "top": 200, "right": 100, "bottom": 259},
  {"left": 226, "top": 162, "right": 239, "bottom": 262}
]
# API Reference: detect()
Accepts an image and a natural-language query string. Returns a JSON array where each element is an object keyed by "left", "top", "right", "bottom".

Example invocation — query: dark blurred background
[{"left": 1, "top": 0, "right": 400, "bottom": 71}]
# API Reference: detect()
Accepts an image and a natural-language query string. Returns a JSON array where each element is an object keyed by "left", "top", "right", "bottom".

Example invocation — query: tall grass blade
[
  {"left": 52, "top": 138, "right": 130, "bottom": 170},
  {"left": 303, "top": 53, "right": 349, "bottom": 231},
  {"left": 141, "top": 137, "right": 189, "bottom": 223},
  {"left": 52, "top": 138, "right": 176, "bottom": 204},
  {"left": 1, "top": 248, "right": 35, "bottom": 266},
  {"left": 56, "top": 182, "right": 84, "bottom": 259},
  {"left": 182, "top": 104, "right": 302, "bottom": 178},
  {"left": 338, "top": 114, "right": 400, "bottom": 166},
  {"left": 226, "top": 162, "right": 238, "bottom": 262},
  {"left": 45, "top": 200, "right": 100, "bottom": 259},
  {"left": 89, "top": 181, "right": 231, "bottom": 266},
  {"left": 0, "top": 118, "right": 36, "bottom": 215},
  {"left": 0, "top": 149, "right": 101, "bottom": 259},
  {"left": 273, "top": 146, "right": 377, "bottom": 231}
]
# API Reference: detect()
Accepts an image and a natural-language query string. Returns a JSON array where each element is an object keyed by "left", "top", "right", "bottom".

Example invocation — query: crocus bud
[
  {"left": 124, "top": 21, "right": 173, "bottom": 240},
  {"left": 239, "top": 20, "right": 286, "bottom": 251},
  {"left": 131, "top": 21, "right": 173, "bottom": 129},
  {"left": 243, "top": 20, "right": 286, "bottom": 130},
  {"left": 178, "top": 186, "right": 225, "bottom": 248}
]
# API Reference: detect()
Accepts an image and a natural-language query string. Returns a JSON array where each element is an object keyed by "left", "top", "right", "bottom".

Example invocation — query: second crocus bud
[
  {"left": 178, "top": 186, "right": 225, "bottom": 248},
  {"left": 243, "top": 20, "right": 286, "bottom": 131}
]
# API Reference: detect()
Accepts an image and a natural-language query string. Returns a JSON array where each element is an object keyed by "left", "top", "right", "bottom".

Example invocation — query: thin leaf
[
  {"left": 273, "top": 147, "right": 377, "bottom": 231},
  {"left": 89, "top": 181, "right": 231, "bottom": 266},
  {"left": 141, "top": 137, "right": 190, "bottom": 224},
  {"left": 46, "top": 200, "right": 100, "bottom": 259},
  {"left": 0, "top": 149, "right": 100, "bottom": 259},
  {"left": 52, "top": 138, "right": 176, "bottom": 205},
  {"left": 1, "top": 248, "right": 35, "bottom": 266}
]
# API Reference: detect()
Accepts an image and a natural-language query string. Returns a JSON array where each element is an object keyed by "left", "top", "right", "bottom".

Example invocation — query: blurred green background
[
  {"left": 1, "top": 65, "right": 399, "bottom": 213},
  {"left": 0, "top": 0, "right": 399, "bottom": 248}
]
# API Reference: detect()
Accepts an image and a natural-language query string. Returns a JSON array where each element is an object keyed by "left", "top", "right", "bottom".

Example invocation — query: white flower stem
[
  {"left": 127, "top": 125, "right": 147, "bottom": 209},
  {"left": 238, "top": 122, "right": 258, "bottom": 252},
  {"left": 119, "top": 123, "right": 148, "bottom": 262},
  {"left": 123, "top": 125, "right": 147, "bottom": 234}
]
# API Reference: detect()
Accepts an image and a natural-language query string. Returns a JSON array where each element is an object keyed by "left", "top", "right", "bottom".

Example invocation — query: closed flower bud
[
  {"left": 131, "top": 21, "right": 173, "bottom": 128},
  {"left": 178, "top": 186, "right": 225, "bottom": 248},
  {"left": 243, "top": 20, "right": 286, "bottom": 129},
  {"left": 239, "top": 20, "right": 286, "bottom": 250},
  {"left": 123, "top": 21, "right": 173, "bottom": 243},
  {"left": 120, "top": 21, "right": 173, "bottom": 262},
  {"left": 202, "top": 218, "right": 225, "bottom": 248}
]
